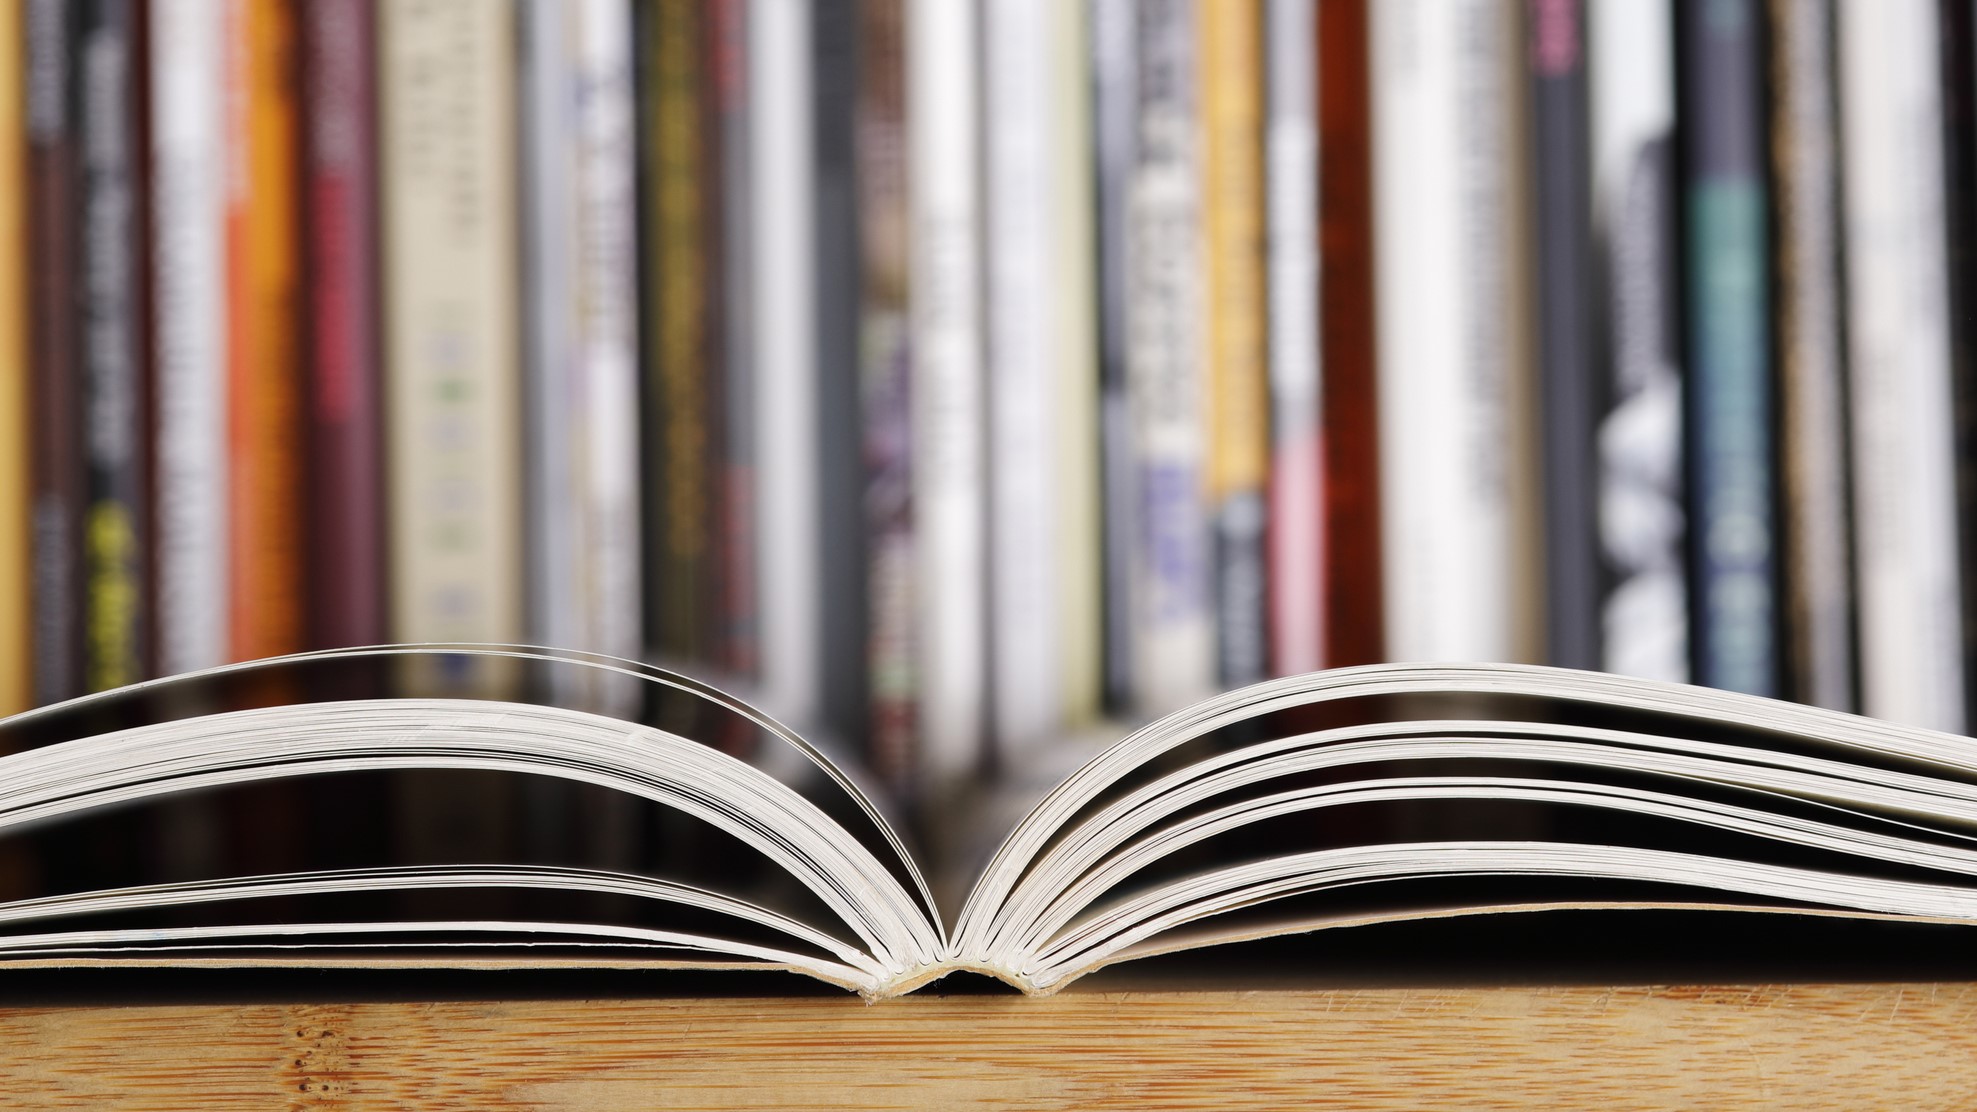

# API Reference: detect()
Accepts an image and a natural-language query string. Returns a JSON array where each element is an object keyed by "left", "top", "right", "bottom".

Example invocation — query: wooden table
[{"left": 3, "top": 979, "right": 1973, "bottom": 1108}]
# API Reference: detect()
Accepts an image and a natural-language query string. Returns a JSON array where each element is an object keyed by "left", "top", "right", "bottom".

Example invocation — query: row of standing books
[{"left": 1, "top": 0, "right": 1973, "bottom": 804}]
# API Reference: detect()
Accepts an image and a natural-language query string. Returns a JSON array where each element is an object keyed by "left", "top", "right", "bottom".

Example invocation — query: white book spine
[
  {"left": 150, "top": 0, "right": 228, "bottom": 675},
  {"left": 576, "top": 0, "right": 642, "bottom": 675},
  {"left": 985, "top": 0, "right": 1060, "bottom": 755},
  {"left": 749, "top": 0, "right": 820, "bottom": 727},
  {"left": 521, "top": 0, "right": 580, "bottom": 662},
  {"left": 381, "top": 0, "right": 523, "bottom": 653},
  {"left": 1837, "top": 0, "right": 1965, "bottom": 732},
  {"left": 1127, "top": 0, "right": 1214, "bottom": 713},
  {"left": 906, "top": 0, "right": 987, "bottom": 788},
  {"left": 1587, "top": 0, "right": 1685, "bottom": 685},
  {"left": 1265, "top": 0, "right": 1321, "bottom": 676},
  {"left": 1050, "top": 0, "right": 1103, "bottom": 727},
  {"left": 1372, "top": 0, "right": 1522, "bottom": 662}
]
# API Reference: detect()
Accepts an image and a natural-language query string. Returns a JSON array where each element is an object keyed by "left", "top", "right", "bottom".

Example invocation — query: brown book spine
[
  {"left": 644, "top": 0, "right": 714, "bottom": 665},
  {"left": 858, "top": 0, "right": 915, "bottom": 794},
  {"left": 1316, "top": 0, "right": 1382, "bottom": 666},
  {"left": 225, "top": 0, "right": 303, "bottom": 663},
  {"left": 300, "top": 0, "right": 383, "bottom": 651},
  {"left": 26, "top": 0, "right": 83, "bottom": 704},
  {"left": 710, "top": 0, "right": 757, "bottom": 678}
]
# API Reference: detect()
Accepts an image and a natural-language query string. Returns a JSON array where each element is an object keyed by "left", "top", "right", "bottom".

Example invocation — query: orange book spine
[
  {"left": 224, "top": 0, "right": 302, "bottom": 662},
  {"left": 0, "top": 0, "right": 26, "bottom": 713}
]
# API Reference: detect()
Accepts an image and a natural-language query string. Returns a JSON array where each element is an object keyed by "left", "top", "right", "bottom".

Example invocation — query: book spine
[
  {"left": 1128, "top": 0, "right": 1214, "bottom": 713},
  {"left": 856, "top": 0, "right": 914, "bottom": 794},
  {"left": 380, "top": 0, "right": 523, "bottom": 658},
  {"left": 711, "top": 0, "right": 757, "bottom": 679},
  {"left": 1316, "top": 0, "right": 1382, "bottom": 667},
  {"left": 1199, "top": 0, "right": 1268, "bottom": 688},
  {"left": 1091, "top": 0, "right": 1137, "bottom": 708},
  {"left": 1836, "top": 0, "right": 1964, "bottom": 730},
  {"left": 1944, "top": 0, "right": 1977, "bottom": 729},
  {"left": 751, "top": 0, "right": 820, "bottom": 725},
  {"left": 151, "top": 0, "right": 228, "bottom": 676},
  {"left": 1677, "top": 0, "right": 1778, "bottom": 697},
  {"left": 810, "top": 0, "right": 868, "bottom": 748},
  {"left": 985, "top": 0, "right": 1062, "bottom": 755},
  {"left": 1050, "top": 0, "right": 1102, "bottom": 729},
  {"left": 906, "top": 0, "right": 986, "bottom": 788},
  {"left": 643, "top": 0, "right": 712, "bottom": 664},
  {"left": 1373, "top": 0, "right": 1534, "bottom": 662},
  {"left": 1527, "top": 0, "right": 1597, "bottom": 672},
  {"left": 1587, "top": 0, "right": 1687, "bottom": 684},
  {"left": 520, "top": 0, "right": 580, "bottom": 667},
  {"left": 0, "top": 0, "right": 26, "bottom": 715},
  {"left": 1264, "top": 0, "right": 1321, "bottom": 678},
  {"left": 26, "top": 0, "right": 83, "bottom": 704},
  {"left": 79, "top": 0, "right": 148, "bottom": 692},
  {"left": 299, "top": 0, "right": 382, "bottom": 653},
  {"left": 225, "top": 0, "right": 302, "bottom": 663},
  {"left": 576, "top": 0, "right": 641, "bottom": 680},
  {"left": 1767, "top": 0, "right": 1853, "bottom": 710}
]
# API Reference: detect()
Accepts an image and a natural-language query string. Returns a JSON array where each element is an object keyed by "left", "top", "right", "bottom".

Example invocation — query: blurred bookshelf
[{"left": 3, "top": 0, "right": 1976, "bottom": 838}]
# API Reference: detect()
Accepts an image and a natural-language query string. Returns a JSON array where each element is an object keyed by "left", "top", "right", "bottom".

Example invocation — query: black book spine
[
  {"left": 812, "top": 0, "right": 870, "bottom": 748},
  {"left": 1941, "top": 0, "right": 1977, "bottom": 727},
  {"left": 78, "top": 0, "right": 148, "bottom": 693},
  {"left": 1676, "top": 0, "right": 1781, "bottom": 697},
  {"left": 1528, "top": 0, "right": 1598, "bottom": 671}
]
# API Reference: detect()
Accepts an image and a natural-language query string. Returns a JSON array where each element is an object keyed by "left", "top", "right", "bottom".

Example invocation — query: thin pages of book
[{"left": 4, "top": 647, "right": 1977, "bottom": 1000}]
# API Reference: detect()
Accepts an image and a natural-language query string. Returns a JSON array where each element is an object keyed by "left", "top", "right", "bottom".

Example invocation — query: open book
[{"left": 4, "top": 646, "right": 1977, "bottom": 1000}]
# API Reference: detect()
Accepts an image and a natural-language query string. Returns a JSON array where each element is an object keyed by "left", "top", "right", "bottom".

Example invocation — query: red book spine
[{"left": 300, "top": 0, "right": 383, "bottom": 651}]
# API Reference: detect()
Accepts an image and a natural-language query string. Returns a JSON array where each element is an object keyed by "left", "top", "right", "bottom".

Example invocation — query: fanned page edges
[{"left": 6, "top": 651, "right": 1977, "bottom": 999}]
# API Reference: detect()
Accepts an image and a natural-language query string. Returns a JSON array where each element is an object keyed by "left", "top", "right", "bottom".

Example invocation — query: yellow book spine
[
  {"left": 0, "top": 0, "right": 25, "bottom": 714},
  {"left": 1199, "top": 0, "right": 1268, "bottom": 504}
]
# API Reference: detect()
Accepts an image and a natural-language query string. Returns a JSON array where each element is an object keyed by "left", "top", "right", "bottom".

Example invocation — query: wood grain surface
[{"left": 2, "top": 982, "right": 1974, "bottom": 1108}]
